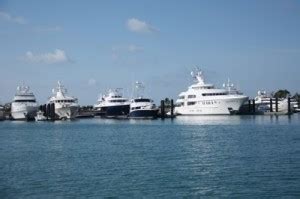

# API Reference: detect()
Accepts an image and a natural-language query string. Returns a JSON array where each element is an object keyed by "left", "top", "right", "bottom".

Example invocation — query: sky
[{"left": 0, "top": 0, "right": 299, "bottom": 105}]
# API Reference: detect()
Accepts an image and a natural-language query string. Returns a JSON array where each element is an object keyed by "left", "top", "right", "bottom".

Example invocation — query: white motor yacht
[
  {"left": 11, "top": 85, "right": 39, "bottom": 120},
  {"left": 174, "top": 68, "right": 248, "bottom": 115},
  {"left": 129, "top": 82, "right": 158, "bottom": 119},
  {"left": 94, "top": 88, "right": 130, "bottom": 118},
  {"left": 48, "top": 81, "right": 79, "bottom": 119}
]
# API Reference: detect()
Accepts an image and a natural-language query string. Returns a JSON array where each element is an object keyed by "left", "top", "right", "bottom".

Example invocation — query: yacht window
[
  {"left": 188, "top": 95, "right": 196, "bottom": 98},
  {"left": 14, "top": 100, "right": 36, "bottom": 102},
  {"left": 187, "top": 101, "right": 196, "bottom": 106},
  {"left": 202, "top": 93, "right": 226, "bottom": 96},
  {"left": 179, "top": 96, "right": 185, "bottom": 99},
  {"left": 110, "top": 100, "right": 127, "bottom": 103},
  {"left": 176, "top": 102, "right": 184, "bottom": 107},
  {"left": 134, "top": 99, "right": 150, "bottom": 102}
]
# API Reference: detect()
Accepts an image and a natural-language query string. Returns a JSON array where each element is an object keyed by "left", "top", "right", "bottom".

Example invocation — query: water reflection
[
  {"left": 175, "top": 115, "right": 243, "bottom": 125},
  {"left": 174, "top": 114, "right": 300, "bottom": 125},
  {"left": 4, "top": 114, "right": 299, "bottom": 126}
]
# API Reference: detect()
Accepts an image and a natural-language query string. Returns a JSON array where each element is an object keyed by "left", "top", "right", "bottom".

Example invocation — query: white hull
[
  {"left": 11, "top": 104, "right": 39, "bottom": 120},
  {"left": 55, "top": 105, "right": 79, "bottom": 119},
  {"left": 175, "top": 96, "right": 248, "bottom": 115}
]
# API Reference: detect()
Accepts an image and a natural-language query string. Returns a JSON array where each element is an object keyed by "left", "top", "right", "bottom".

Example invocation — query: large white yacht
[
  {"left": 11, "top": 85, "right": 39, "bottom": 120},
  {"left": 48, "top": 81, "right": 79, "bottom": 119},
  {"left": 94, "top": 88, "right": 130, "bottom": 118},
  {"left": 129, "top": 82, "right": 159, "bottom": 119},
  {"left": 174, "top": 68, "right": 248, "bottom": 115}
]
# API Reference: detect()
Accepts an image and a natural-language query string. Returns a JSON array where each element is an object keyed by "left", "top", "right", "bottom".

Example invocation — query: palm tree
[
  {"left": 274, "top": 89, "right": 290, "bottom": 99},
  {"left": 164, "top": 98, "right": 171, "bottom": 107}
]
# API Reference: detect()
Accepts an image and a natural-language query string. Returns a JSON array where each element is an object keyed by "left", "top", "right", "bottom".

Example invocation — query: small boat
[
  {"left": 35, "top": 110, "right": 47, "bottom": 121},
  {"left": 129, "top": 82, "right": 158, "bottom": 119}
]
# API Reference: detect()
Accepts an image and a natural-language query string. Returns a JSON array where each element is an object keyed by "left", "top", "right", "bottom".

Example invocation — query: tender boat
[
  {"left": 94, "top": 88, "right": 130, "bottom": 118},
  {"left": 11, "top": 85, "right": 39, "bottom": 120},
  {"left": 129, "top": 82, "right": 158, "bottom": 119},
  {"left": 174, "top": 68, "right": 248, "bottom": 115},
  {"left": 35, "top": 110, "right": 47, "bottom": 121},
  {"left": 48, "top": 81, "right": 79, "bottom": 120}
]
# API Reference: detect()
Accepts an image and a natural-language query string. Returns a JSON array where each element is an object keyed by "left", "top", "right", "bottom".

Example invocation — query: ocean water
[{"left": 0, "top": 115, "right": 300, "bottom": 198}]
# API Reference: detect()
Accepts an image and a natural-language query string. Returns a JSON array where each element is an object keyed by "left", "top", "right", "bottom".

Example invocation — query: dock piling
[
  {"left": 288, "top": 97, "right": 291, "bottom": 114},
  {"left": 252, "top": 99, "right": 255, "bottom": 113},
  {"left": 160, "top": 100, "right": 165, "bottom": 119},
  {"left": 248, "top": 100, "right": 251, "bottom": 113},
  {"left": 42, "top": 104, "right": 47, "bottom": 117},
  {"left": 46, "top": 104, "right": 51, "bottom": 120},
  {"left": 170, "top": 99, "right": 174, "bottom": 117},
  {"left": 270, "top": 98, "right": 273, "bottom": 112},
  {"left": 275, "top": 98, "right": 278, "bottom": 112},
  {"left": 50, "top": 103, "right": 55, "bottom": 120}
]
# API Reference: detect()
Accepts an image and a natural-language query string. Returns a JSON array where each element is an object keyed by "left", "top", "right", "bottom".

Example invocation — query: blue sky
[{"left": 0, "top": 0, "right": 299, "bottom": 105}]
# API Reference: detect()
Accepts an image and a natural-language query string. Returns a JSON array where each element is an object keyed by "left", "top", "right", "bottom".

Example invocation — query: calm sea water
[{"left": 1, "top": 115, "right": 300, "bottom": 198}]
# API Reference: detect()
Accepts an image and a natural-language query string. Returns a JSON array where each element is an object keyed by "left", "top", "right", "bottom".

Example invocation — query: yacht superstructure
[
  {"left": 174, "top": 69, "right": 248, "bottom": 115},
  {"left": 129, "top": 82, "right": 158, "bottom": 119},
  {"left": 11, "top": 85, "right": 39, "bottom": 120},
  {"left": 94, "top": 88, "right": 130, "bottom": 117},
  {"left": 48, "top": 81, "right": 79, "bottom": 119}
]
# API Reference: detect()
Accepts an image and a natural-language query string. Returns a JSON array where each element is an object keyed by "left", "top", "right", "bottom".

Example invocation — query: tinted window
[
  {"left": 134, "top": 99, "right": 150, "bottom": 102},
  {"left": 14, "top": 100, "right": 36, "bottom": 102}
]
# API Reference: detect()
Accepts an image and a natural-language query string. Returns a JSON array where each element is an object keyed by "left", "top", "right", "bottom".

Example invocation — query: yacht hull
[
  {"left": 129, "top": 109, "right": 159, "bottom": 119},
  {"left": 175, "top": 96, "right": 248, "bottom": 115},
  {"left": 55, "top": 106, "right": 79, "bottom": 119},
  {"left": 102, "top": 105, "right": 130, "bottom": 117},
  {"left": 11, "top": 105, "right": 39, "bottom": 120}
]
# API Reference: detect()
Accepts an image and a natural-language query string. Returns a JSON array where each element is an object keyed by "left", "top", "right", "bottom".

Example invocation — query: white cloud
[
  {"left": 23, "top": 49, "right": 70, "bottom": 64},
  {"left": 88, "top": 78, "right": 96, "bottom": 86},
  {"left": 33, "top": 26, "right": 62, "bottom": 32},
  {"left": 126, "top": 18, "right": 158, "bottom": 33},
  {"left": 0, "top": 11, "right": 26, "bottom": 24}
]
